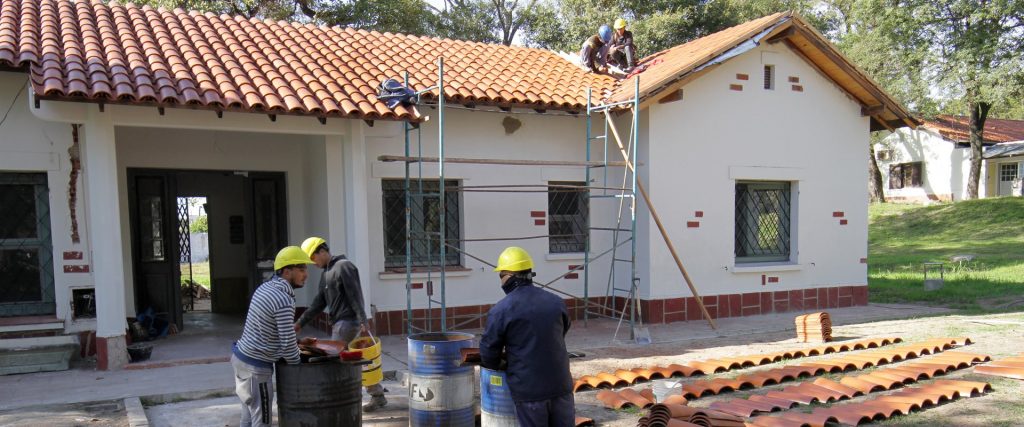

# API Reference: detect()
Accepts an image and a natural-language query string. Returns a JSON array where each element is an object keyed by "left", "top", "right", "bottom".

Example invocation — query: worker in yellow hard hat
[
  {"left": 293, "top": 237, "right": 386, "bottom": 411},
  {"left": 231, "top": 246, "right": 313, "bottom": 427},
  {"left": 480, "top": 247, "right": 574, "bottom": 427},
  {"left": 609, "top": 18, "right": 636, "bottom": 72}
]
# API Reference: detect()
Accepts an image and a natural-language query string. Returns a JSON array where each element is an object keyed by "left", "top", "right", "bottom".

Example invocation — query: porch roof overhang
[{"left": 984, "top": 141, "right": 1024, "bottom": 159}]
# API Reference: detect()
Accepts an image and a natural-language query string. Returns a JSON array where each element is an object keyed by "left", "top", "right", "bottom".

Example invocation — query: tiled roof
[
  {"left": 0, "top": 0, "right": 615, "bottom": 120},
  {"left": 925, "top": 115, "right": 1024, "bottom": 144}
]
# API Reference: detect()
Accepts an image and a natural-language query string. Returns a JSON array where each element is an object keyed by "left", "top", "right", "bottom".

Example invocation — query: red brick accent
[
  {"left": 768, "top": 276, "right": 779, "bottom": 283},
  {"left": 97, "top": 336, "right": 111, "bottom": 370},
  {"left": 730, "top": 84, "right": 743, "bottom": 91},
  {"left": 530, "top": 211, "right": 546, "bottom": 218},
  {"left": 832, "top": 211, "right": 845, "bottom": 217},
  {"left": 568, "top": 265, "right": 583, "bottom": 271},
  {"left": 367, "top": 285, "right": 868, "bottom": 335},
  {"left": 564, "top": 273, "right": 579, "bottom": 280},
  {"left": 694, "top": 211, "right": 704, "bottom": 218},
  {"left": 63, "top": 251, "right": 83, "bottom": 260},
  {"left": 860, "top": 258, "right": 868, "bottom": 264},
  {"left": 791, "top": 85, "right": 803, "bottom": 92},
  {"left": 79, "top": 331, "right": 96, "bottom": 358},
  {"left": 534, "top": 219, "right": 546, "bottom": 226},
  {"left": 761, "top": 275, "right": 766, "bottom": 286},
  {"left": 736, "top": 73, "right": 749, "bottom": 80},
  {"left": 839, "top": 219, "right": 848, "bottom": 225},
  {"left": 687, "top": 221, "right": 700, "bottom": 228},
  {"left": 788, "top": 76, "right": 800, "bottom": 83},
  {"left": 64, "top": 265, "right": 90, "bottom": 273}
]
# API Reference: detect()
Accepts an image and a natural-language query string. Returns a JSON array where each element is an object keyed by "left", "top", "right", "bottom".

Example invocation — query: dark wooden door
[
  {"left": 246, "top": 172, "right": 288, "bottom": 292},
  {"left": 128, "top": 170, "right": 183, "bottom": 331}
]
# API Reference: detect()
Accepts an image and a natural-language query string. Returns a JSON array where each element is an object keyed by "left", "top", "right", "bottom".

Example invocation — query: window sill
[
  {"left": 729, "top": 262, "right": 804, "bottom": 273},
  {"left": 545, "top": 253, "right": 587, "bottom": 261},
  {"left": 378, "top": 268, "right": 474, "bottom": 281}
]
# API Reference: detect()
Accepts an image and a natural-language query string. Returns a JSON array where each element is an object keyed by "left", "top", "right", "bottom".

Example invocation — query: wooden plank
[
  {"left": 861, "top": 105, "right": 885, "bottom": 117},
  {"left": 378, "top": 155, "right": 632, "bottom": 168}
]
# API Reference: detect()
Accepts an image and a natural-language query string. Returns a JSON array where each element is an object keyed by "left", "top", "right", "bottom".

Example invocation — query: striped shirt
[{"left": 235, "top": 276, "right": 301, "bottom": 365}]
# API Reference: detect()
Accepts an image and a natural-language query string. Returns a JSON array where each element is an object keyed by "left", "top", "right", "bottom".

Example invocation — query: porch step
[{"left": 0, "top": 335, "right": 78, "bottom": 375}]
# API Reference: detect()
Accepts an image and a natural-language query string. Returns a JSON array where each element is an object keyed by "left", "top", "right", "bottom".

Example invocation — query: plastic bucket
[{"left": 349, "top": 335, "right": 383, "bottom": 386}]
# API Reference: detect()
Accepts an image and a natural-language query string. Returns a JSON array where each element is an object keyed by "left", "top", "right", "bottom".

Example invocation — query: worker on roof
[
  {"left": 232, "top": 246, "right": 312, "bottom": 427},
  {"left": 294, "top": 237, "right": 387, "bottom": 412},
  {"left": 480, "top": 247, "right": 574, "bottom": 426},
  {"left": 608, "top": 18, "right": 636, "bottom": 72},
  {"left": 579, "top": 24, "right": 612, "bottom": 73}
]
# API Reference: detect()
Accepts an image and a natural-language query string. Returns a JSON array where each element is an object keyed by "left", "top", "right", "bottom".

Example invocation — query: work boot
[{"left": 363, "top": 395, "right": 387, "bottom": 412}]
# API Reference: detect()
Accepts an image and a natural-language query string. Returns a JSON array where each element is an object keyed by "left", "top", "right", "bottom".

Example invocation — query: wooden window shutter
[{"left": 910, "top": 163, "right": 922, "bottom": 187}]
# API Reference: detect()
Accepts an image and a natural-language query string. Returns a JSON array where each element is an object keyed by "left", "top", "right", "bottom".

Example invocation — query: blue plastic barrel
[
  {"left": 408, "top": 332, "right": 476, "bottom": 426},
  {"left": 481, "top": 368, "right": 518, "bottom": 426}
]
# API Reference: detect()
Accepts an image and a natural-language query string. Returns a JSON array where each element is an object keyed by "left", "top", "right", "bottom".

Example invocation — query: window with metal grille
[
  {"left": 999, "top": 163, "right": 1019, "bottom": 182},
  {"left": 548, "top": 182, "right": 588, "bottom": 253},
  {"left": 735, "top": 181, "right": 791, "bottom": 263},
  {"left": 382, "top": 179, "right": 461, "bottom": 269},
  {"left": 888, "top": 162, "right": 922, "bottom": 189},
  {"left": 763, "top": 65, "right": 775, "bottom": 90},
  {"left": 0, "top": 172, "right": 56, "bottom": 316}
]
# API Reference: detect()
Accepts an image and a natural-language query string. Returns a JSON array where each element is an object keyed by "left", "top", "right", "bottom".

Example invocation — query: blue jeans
[{"left": 514, "top": 392, "right": 575, "bottom": 427}]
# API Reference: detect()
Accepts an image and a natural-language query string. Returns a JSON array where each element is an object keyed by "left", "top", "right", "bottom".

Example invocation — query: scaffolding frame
[{"left": 391, "top": 57, "right": 648, "bottom": 340}]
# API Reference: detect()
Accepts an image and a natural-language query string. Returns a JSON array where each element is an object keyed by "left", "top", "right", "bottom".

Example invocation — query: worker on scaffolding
[
  {"left": 579, "top": 24, "right": 612, "bottom": 74},
  {"left": 294, "top": 237, "right": 387, "bottom": 412},
  {"left": 481, "top": 247, "right": 574, "bottom": 426},
  {"left": 231, "top": 246, "right": 311, "bottom": 427},
  {"left": 608, "top": 18, "right": 636, "bottom": 72}
]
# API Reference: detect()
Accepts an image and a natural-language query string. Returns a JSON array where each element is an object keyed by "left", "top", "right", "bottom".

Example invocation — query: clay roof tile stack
[
  {"left": 973, "top": 353, "right": 1024, "bottom": 380},
  {"left": 573, "top": 337, "right": 903, "bottom": 392},
  {"left": 794, "top": 312, "right": 831, "bottom": 343},
  {"left": 748, "top": 380, "right": 992, "bottom": 427},
  {"left": 639, "top": 403, "right": 745, "bottom": 427}
]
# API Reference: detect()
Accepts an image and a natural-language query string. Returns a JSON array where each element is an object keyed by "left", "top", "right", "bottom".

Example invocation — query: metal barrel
[
  {"left": 481, "top": 368, "right": 518, "bottom": 426},
  {"left": 275, "top": 359, "right": 362, "bottom": 427},
  {"left": 408, "top": 332, "right": 476, "bottom": 426}
]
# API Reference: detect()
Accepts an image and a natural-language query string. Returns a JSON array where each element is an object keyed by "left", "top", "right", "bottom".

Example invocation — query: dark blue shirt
[{"left": 480, "top": 280, "right": 573, "bottom": 402}]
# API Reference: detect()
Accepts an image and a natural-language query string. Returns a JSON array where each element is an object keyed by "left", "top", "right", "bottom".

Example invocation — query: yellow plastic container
[{"left": 349, "top": 336, "right": 382, "bottom": 386}]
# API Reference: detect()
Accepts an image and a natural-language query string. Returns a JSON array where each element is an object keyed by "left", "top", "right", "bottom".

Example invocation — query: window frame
[
  {"left": 547, "top": 181, "right": 589, "bottom": 254},
  {"left": 381, "top": 178, "right": 462, "bottom": 270},
  {"left": 888, "top": 162, "right": 922, "bottom": 189},
  {"left": 734, "top": 181, "right": 793, "bottom": 264},
  {"left": 0, "top": 172, "right": 56, "bottom": 316}
]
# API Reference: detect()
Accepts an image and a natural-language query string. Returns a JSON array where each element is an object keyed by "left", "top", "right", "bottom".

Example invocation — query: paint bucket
[
  {"left": 407, "top": 332, "right": 476, "bottom": 426},
  {"left": 652, "top": 379, "right": 683, "bottom": 402},
  {"left": 349, "top": 333, "right": 383, "bottom": 386},
  {"left": 276, "top": 358, "right": 362, "bottom": 426},
  {"left": 481, "top": 368, "right": 518, "bottom": 426}
]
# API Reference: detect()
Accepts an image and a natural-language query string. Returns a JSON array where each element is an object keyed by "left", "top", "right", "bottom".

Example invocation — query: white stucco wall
[
  {"left": 876, "top": 128, "right": 973, "bottom": 201},
  {"left": 0, "top": 72, "right": 96, "bottom": 332},
  {"left": 641, "top": 44, "right": 870, "bottom": 299},
  {"left": 361, "top": 108, "right": 616, "bottom": 312}
]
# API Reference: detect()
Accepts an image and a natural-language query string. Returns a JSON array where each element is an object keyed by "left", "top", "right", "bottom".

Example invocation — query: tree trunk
[
  {"left": 868, "top": 142, "right": 886, "bottom": 203},
  {"left": 965, "top": 101, "right": 992, "bottom": 199}
]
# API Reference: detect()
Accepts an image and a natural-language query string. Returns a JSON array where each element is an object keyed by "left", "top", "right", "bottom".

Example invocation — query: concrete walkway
[{"left": 0, "top": 303, "right": 950, "bottom": 421}]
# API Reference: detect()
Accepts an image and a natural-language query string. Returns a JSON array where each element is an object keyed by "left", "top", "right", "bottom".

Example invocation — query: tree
[
  {"left": 189, "top": 215, "right": 209, "bottom": 234},
  {"left": 915, "top": 1, "right": 1024, "bottom": 199},
  {"left": 318, "top": 0, "right": 440, "bottom": 36}
]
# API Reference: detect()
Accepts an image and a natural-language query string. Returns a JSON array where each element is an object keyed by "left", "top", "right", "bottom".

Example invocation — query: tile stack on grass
[
  {"left": 974, "top": 353, "right": 1024, "bottom": 380},
  {"left": 795, "top": 312, "right": 832, "bottom": 342}
]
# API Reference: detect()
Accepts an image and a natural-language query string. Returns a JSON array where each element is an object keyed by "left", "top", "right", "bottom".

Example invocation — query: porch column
[
  {"left": 82, "top": 108, "right": 129, "bottom": 370},
  {"left": 342, "top": 123, "right": 373, "bottom": 321},
  {"left": 324, "top": 135, "right": 346, "bottom": 251}
]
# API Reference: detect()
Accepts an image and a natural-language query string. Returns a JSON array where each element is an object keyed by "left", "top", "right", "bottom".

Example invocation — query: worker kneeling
[{"left": 480, "top": 247, "right": 575, "bottom": 426}]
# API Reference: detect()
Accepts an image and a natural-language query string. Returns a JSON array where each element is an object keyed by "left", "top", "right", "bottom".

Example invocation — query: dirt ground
[
  {"left": 573, "top": 311, "right": 1024, "bottom": 426},
  {"left": 0, "top": 400, "right": 128, "bottom": 427}
]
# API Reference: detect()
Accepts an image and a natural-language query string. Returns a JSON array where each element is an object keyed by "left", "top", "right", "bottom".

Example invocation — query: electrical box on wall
[{"left": 72, "top": 288, "right": 96, "bottom": 319}]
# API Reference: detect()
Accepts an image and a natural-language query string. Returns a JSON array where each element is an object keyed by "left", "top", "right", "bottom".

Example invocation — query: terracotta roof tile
[
  {"left": 925, "top": 115, "right": 1024, "bottom": 144},
  {"left": 0, "top": 0, "right": 615, "bottom": 120}
]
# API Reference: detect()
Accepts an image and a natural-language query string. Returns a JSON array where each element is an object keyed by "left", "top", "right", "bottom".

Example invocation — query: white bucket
[{"left": 651, "top": 379, "right": 684, "bottom": 402}]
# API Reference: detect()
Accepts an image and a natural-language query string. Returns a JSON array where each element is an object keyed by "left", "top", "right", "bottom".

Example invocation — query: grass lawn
[
  {"left": 181, "top": 261, "right": 211, "bottom": 289},
  {"left": 868, "top": 197, "right": 1024, "bottom": 311}
]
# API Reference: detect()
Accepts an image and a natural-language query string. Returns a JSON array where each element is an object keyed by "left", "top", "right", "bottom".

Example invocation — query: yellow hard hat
[
  {"left": 614, "top": 18, "right": 627, "bottom": 30},
  {"left": 275, "top": 246, "right": 315, "bottom": 271},
  {"left": 493, "top": 246, "right": 534, "bottom": 272},
  {"left": 300, "top": 236, "right": 327, "bottom": 259}
]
